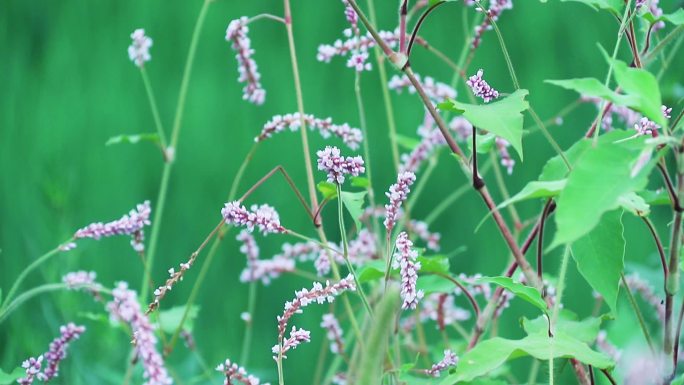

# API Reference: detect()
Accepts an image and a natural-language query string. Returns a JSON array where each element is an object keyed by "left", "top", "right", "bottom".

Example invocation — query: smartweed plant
[{"left": 3, "top": 0, "right": 684, "bottom": 384}]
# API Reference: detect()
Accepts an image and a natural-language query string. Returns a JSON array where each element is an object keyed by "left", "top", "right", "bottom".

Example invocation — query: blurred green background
[{"left": 1, "top": 0, "right": 683, "bottom": 383}]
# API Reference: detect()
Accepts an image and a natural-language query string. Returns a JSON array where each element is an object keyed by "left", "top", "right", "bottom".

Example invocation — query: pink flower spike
[
  {"left": 393, "top": 232, "right": 423, "bottom": 310},
  {"left": 388, "top": 73, "right": 457, "bottom": 102},
  {"left": 39, "top": 323, "right": 86, "bottom": 381},
  {"left": 662, "top": 105, "right": 672, "bottom": 120},
  {"left": 321, "top": 313, "right": 345, "bottom": 354},
  {"left": 128, "top": 29, "right": 153, "bottom": 67},
  {"left": 216, "top": 359, "right": 270, "bottom": 385},
  {"left": 221, "top": 201, "right": 286, "bottom": 234},
  {"left": 384, "top": 172, "right": 416, "bottom": 233},
  {"left": 257, "top": 113, "right": 363, "bottom": 150},
  {"left": 466, "top": 69, "right": 499, "bottom": 103},
  {"left": 272, "top": 327, "right": 312, "bottom": 360},
  {"left": 317, "top": 30, "right": 400, "bottom": 64},
  {"left": 634, "top": 117, "right": 660, "bottom": 137},
  {"left": 226, "top": 17, "right": 265, "bottom": 105},
  {"left": 495, "top": 137, "right": 515, "bottom": 175},
  {"left": 17, "top": 356, "right": 43, "bottom": 385},
  {"left": 425, "top": 350, "right": 458, "bottom": 377},
  {"left": 316, "top": 146, "right": 365, "bottom": 184},
  {"left": 407, "top": 220, "right": 441, "bottom": 251},
  {"left": 74, "top": 201, "right": 151, "bottom": 253}
]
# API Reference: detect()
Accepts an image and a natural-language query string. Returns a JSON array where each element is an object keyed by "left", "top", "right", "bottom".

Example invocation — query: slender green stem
[
  {"left": 1, "top": 283, "right": 104, "bottom": 324},
  {"left": 656, "top": 31, "right": 684, "bottom": 81},
  {"left": 490, "top": 151, "right": 521, "bottom": 230},
  {"left": 141, "top": 0, "right": 212, "bottom": 302},
  {"left": 239, "top": 280, "right": 258, "bottom": 366},
  {"left": 139, "top": 66, "right": 168, "bottom": 151},
  {"left": 548, "top": 246, "right": 571, "bottom": 385},
  {"left": 621, "top": 272, "right": 656, "bottom": 353},
  {"left": 425, "top": 161, "right": 491, "bottom": 224},
  {"left": 2, "top": 246, "right": 61, "bottom": 312},
  {"left": 644, "top": 25, "right": 684, "bottom": 65}
]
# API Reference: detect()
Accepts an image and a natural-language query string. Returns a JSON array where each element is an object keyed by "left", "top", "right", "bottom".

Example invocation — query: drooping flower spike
[
  {"left": 16, "top": 323, "right": 86, "bottom": 384},
  {"left": 74, "top": 200, "right": 151, "bottom": 253},
  {"left": 321, "top": 313, "right": 346, "bottom": 354},
  {"left": 316, "top": 146, "right": 365, "bottom": 184},
  {"left": 394, "top": 232, "right": 423, "bottom": 310},
  {"left": 258, "top": 113, "right": 363, "bottom": 150},
  {"left": 317, "top": 30, "right": 400, "bottom": 65},
  {"left": 226, "top": 17, "right": 266, "bottom": 105},
  {"left": 384, "top": 171, "right": 416, "bottom": 233},
  {"left": 424, "top": 350, "right": 458, "bottom": 377},
  {"left": 471, "top": 0, "right": 513, "bottom": 49},
  {"left": 222, "top": 202, "right": 286, "bottom": 234}
]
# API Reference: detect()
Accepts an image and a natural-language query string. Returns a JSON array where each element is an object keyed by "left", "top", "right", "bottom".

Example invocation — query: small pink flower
[
  {"left": 388, "top": 73, "right": 456, "bottom": 102},
  {"left": 317, "top": 30, "right": 399, "bottom": 64},
  {"left": 316, "top": 146, "right": 365, "bottom": 184},
  {"left": 662, "top": 105, "right": 672, "bottom": 119},
  {"left": 384, "top": 172, "right": 416, "bottom": 233},
  {"left": 222, "top": 202, "right": 286, "bottom": 234},
  {"left": 257, "top": 113, "right": 363, "bottom": 150},
  {"left": 226, "top": 17, "right": 265, "bottom": 105},
  {"left": 466, "top": 69, "right": 499, "bottom": 103},
  {"left": 17, "top": 356, "right": 43, "bottom": 385},
  {"left": 74, "top": 201, "right": 151, "bottom": 253},
  {"left": 425, "top": 350, "right": 458, "bottom": 377},
  {"left": 128, "top": 29, "right": 153, "bottom": 67},
  {"left": 471, "top": 0, "right": 513, "bottom": 49},
  {"left": 272, "top": 327, "right": 311, "bottom": 359},
  {"left": 495, "top": 137, "right": 515, "bottom": 174},
  {"left": 393, "top": 232, "right": 423, "bottom": 310},
  {"left": 407, "top": 220, "right": 440, "bottom": 251},
  {"left": 321, "top": 313, "right": 345, "bottom": 354},
  {"left": 216, "top": 359, "right": 269, "bottom": 385},
  {"left": 634, "top": 117, "right": 659, "bottom": 136},
  {"left": 40, "top": 323, "right": 86, "bottom": 381}
]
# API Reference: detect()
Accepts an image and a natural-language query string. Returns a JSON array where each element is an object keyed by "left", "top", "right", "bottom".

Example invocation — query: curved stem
[
  {"left": 641, "top": 216, "right": 668, "bottom": 284},
  {"left": 621, "top": 272, "right": 656, "bottom": 353},
  {"left": 433, "top": 272, "right": 480, "bottom": 319},
  {"left": 2, "top": 246, "right": 61, "bottom": 312},
  {"left": 140, "top": 67, "right": 169, "bottom": 153}
]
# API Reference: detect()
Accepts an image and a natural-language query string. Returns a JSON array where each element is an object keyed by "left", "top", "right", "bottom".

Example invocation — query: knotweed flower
[
  {"left": 449, "top": 116, "right": 474, "bottom": 142},
  {"left": 226, "top": 17, "right": 265, "bottom": 105},
  {"left": 316, "top": 146, "right": 365, "bottom": 184},
  {"left": 384, "top": 172, "right": 416, "bottom": 233},
  {"left": 274, "top": 275, "right": 356, "bottom": 359},
  {"left": 257, "top": 113, "right": 363, "bottom": 150},
  {"left": 495, "top": 137, "right": 515, "bottom": 174},
  {"left": 581, "top": 96, "right": 642, "bottom": 131},
  {"left": 347, "top": 51, "right": 372, "bottom": 72},
  {"left": 425, "top": 350, "right": 458, "bottom": 377},
  {"left": 321, "top": 313, "right": 345, "bottom": 354},
  {"left": 222, "top": 202, "right": 286, "bottom": 234},
  {"left": 407, "top": 220, "right": 440, "bottom": 251},
  {"left": 276, "top": 241, "right": 322, "bottom": 262},
  {"left": 421, "top": 293, "right": 470, "bottom": 330},
  {"left": 388, "top": 74, "right": 456, "bottom": 102},
  {"left": 317, "top": 30, "right": 400, "bottom": 64},
  {"left": 149, "top": 259, "right": 194, "bottom": 312},
  {"left": 59, "top": 242, "right": 76, "bottom": 252},
  {"left": 17, "top": 356, "right": 43, "bottom": 385},
  {"left": 400, "top": 128, "right": 445, "bottom": 173},
  {"left": 128, "top": 29, "right": 153, "bottom": 67},
  {"left": 634, "top": 117, "right": 660, "bottom": 137},
  {"left": 662, "top": 105, "right": 672, "bottom": 119},
  {"left": 63, "top": 271, "right": 101, "bottom": 298},
  {"left": 40, "top": 323, "right": 86, "bottom": 381},
  {"left": 393, "top": 232, "right": 423, "bottom": 310},
  {"left": 466, "top": 69, "right": 499, "bottom": 103},
  {"left": 107, "top": 282, "right": 172, "bottom": 385},
  {"left": 624, "top": 274, "right": 665, "bottom": 321},
  {"left": 314, "top": 246, "right": 345, "bottom": 276},
  {"left": 348, "top": 229, "right": 378, "bottom": 264},
  {"left": 74, "top": 201, "right": 151, "bottom": 253},
  {"left": 240, "top": 257, "right": 296, "bottom": 285},
  {"left": 216, "top": 359, "right": 269, "bottom": 385},
  {"left": 471, "top": 0, "right": 513, "bottom": 49},
  {"left": 237, "top": 230, "right": 260, "bottom": 280}
]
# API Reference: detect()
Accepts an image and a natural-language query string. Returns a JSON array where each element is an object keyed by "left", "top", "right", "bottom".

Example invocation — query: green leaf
[
  {"left": 466, "top": 133, "right": 497, "bottom": 154},
  {"left": 559, "top": 0, "right": 623, "bottom": 12},
  {"left": 570, "top": 210, "right": 625, "bottom": 315},
  {"left": 522, "top": 310, "right": 601, "bottom": 344},
  {"left": 105, "top": 133, "right": 159, "bottom": 146},
  {"left": 417, "top": 255, "right": 450, "bottom": 274},
  {"left": 357, "top": 260, "right": 387, "bottom": 283},
  {"left": 340, "top": 191, "right": 367, "bottom": 231},
  {"left": 551, "top": 131, "right": 655, "bottom": 247},
  {"left": 538, "top": 139, "right": 591, "bottom": 182},
  {"left": 317, "top": 182, "right": 338, "bottom": 200},
  {"left": 439, "top": 90, "right": 530, "bottom": 160},
  {"left": 477, "top": 276, "right": 547, "bottom": 315},
  {"left": 498, "top": 180, "right": 566, "bottom": 210},
  {"left": 643, "top": 9, "right": 684, "bottom": 26},
  {"left": 395, "top": 134, "right": 422, "bottom": 150},
  {"left": 0, "top": 367, "right": 23, "bottom": 385},
  {"left": 158, "top": 305, "right": 200, "bottom": 333},
  {"left": 638, "top": 189, "right": 671, "bottom": 206},
  {"left": 417, "top": 275, "right": 455, "bottom": 294},
  {"left": 350, "top": 176, "right": 370, "bottom": 188}
]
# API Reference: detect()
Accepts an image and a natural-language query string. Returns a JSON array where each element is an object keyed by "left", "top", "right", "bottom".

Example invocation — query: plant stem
[
  {"left": 621, "top": 272, "right": 656, "bottom": 353},
  {"left": 239, "top": 280, "right": 258, "bottom": 366},
  {"left": 2, "top": 246, "right": 61, "bottom": 313},
  {"left": 141, "top": 0, "right": 212, "bottom": 302},
  {"left": 139, "top": 66, "right": 168, "bottom": 153}
]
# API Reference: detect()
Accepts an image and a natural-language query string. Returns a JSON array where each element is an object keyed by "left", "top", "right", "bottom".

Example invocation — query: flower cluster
[
  {"left": 240, "top": 257, "right": 295, "bottom": 285},
  {"left": 393, "top": 232, "right": 423, "bottom": 310},
  {"left": 74, "top": 201, "right": 151, "bottom": 253},
  {"left": 17, "top": 356, "right": 42, "bottom": 385},
  {"left": 347, "top": 229, "right": 378, "bottom": 264},
  {"left": 662, "top": 105, "right": 672, "bottom": 119},
  {"left": 466, "top": 69, "right": 499, "bottom": 103},
  {"left": 400, "top": 126, "right": 445, "bottom": 173},
  {"left": 634, "top": 117, "right": 660, "bottom": 137},
  {"left": 407, "top": 220, "right": 441, "bottom": 251},
  {"left": 63, "top": 270, "right": 97, "bottom": 289},
  {"left": 316, "top": 146, "right": 365, "bottom": 184},
  {"left": 321, "top": 313, "right": 345, "bottom": 354},
  {"left": 425, "top": 350, "right": 458, "bottom": 377},
  {"left": 421, "top": 293, "right": 470, "bottom": 330},
  {"left": 226, "top": 17, "right": 265, "bottom": 105},
  {"left": 449, "top": 116, "right": 474, "bottom": 142},
  {"left": 216, "top": 359, "right": 269, "bottom": 385},
  {"left": 495, "top": 137, "right": 515, "bottom": 174},
  {"left": 388, "top": 74, "right": 457, "bottom": 102},
  {"left": 41, "top": 323, "right": 86, "bottom": 381},
  {"left": 471, "top": 0, "right": 513, "bottom": 49},
  {"left": 273, "top": 276, "right": 356, "bottom": 359},
  {"left": 222, "top": 202, "right": 286, "bottom": 234},
  {"left": 317, "top": 30, "right": 399, "bottom": 65},
  {"left": 384, "top": 171, "right": 416, "bottom": 233},
  {"left": 149, "top": 259, "right": 193, "bottom": 312},
  {"left": 128, "top": 29, "right": 153, "bottom": 67},
  {"left": 257, "top": 113, "right": 363, "bottom": 150},
  {"left": 107, "top": 282, "right": 172, "bottom": 385}
]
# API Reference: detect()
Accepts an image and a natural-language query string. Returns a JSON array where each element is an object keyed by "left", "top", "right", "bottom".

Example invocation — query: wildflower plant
[{"left": 3, "top": 1, "right": 684, "bottom": 385}]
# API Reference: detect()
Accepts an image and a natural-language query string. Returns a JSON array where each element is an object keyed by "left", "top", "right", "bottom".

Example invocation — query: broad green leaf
[
  {"left": 438, "top": 90, "right": 530, "bottom": 160},
  {"left": 466, "top": 133, "right": 497, "bottom": 154},
  {"left": 317, "top": 181, "right": 338, "bottom": 200},
  {"left": 560, "top": 0, "right": 622, "bottom": 12},
  {"left": 350, "top": 176, "right": 370, "bottom": 188},
  {"left": 477, "top": 276, "right": 547, "bottom": 314},
  {"left": 158, "top": 305, "right": 200, "bottom": 333},
  {"left": 0, "top": 367, "right": 23, "bottom": 385},
  {"left": 638, "top": 189, "right": 671, "bottom": 206},
  {"left": 105, "top": 133, "right": 159, "bottom": 146},
  {"left": 395, "top": 134, "right": 421, "bottom": 150},
  {"left": 340, "top": 191, "right": 367, "bottom": 231},
  {"left": 417, "top": 275, "right": 454, "bottom": 294},
  {"left": 357, "top": 260, "right": 387, "bottom": 283},
  {"left": 417, "top": 255, "right": 450, "bottom": 274},
  {"left": 643, "top": 9, "right": 684, "bottom": 26},
  {"left": 497, "top": 180, "right": 566, "bottom": 211},
  {"left": 441, "top": 331, "right": 614, "bottom": 383},
  {"left": 538, "top": 139, "right": 591, "bottom": 181},
  {"left": 523, "top": 310, "right": 601, "bottom": 343},
  {"left": 571, "top": 210, "right": 625, "bottom": 315},
  {"left": 551, "top": 131, "right": 654, "bottom": 246}
]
